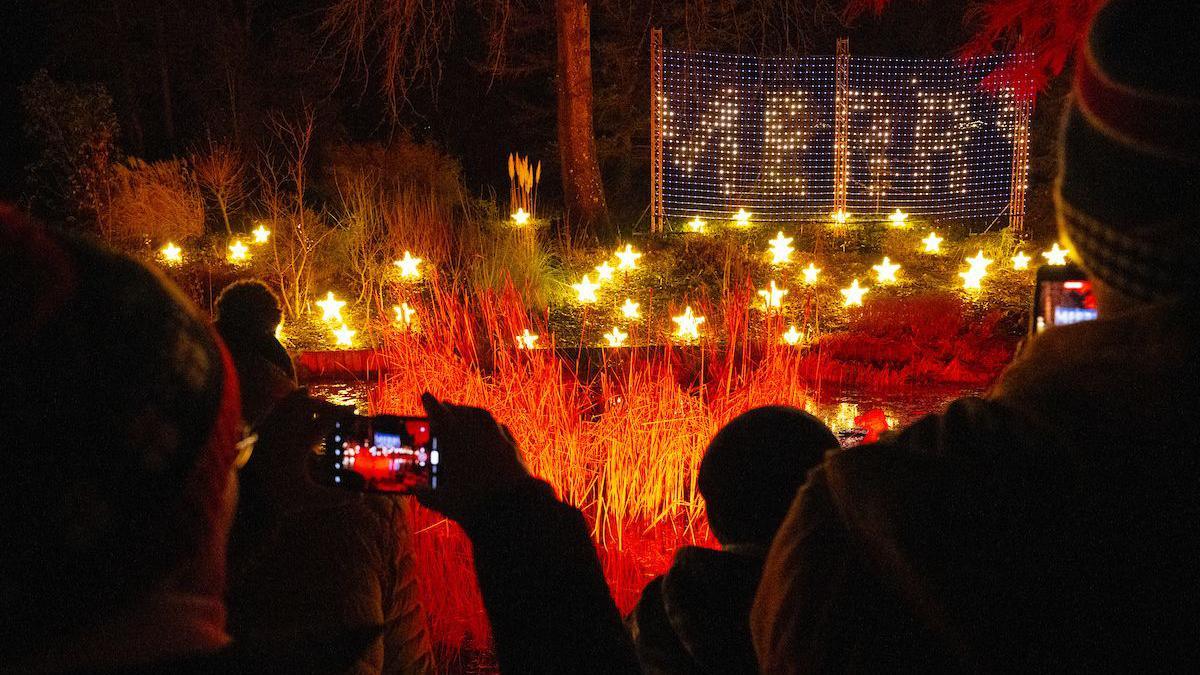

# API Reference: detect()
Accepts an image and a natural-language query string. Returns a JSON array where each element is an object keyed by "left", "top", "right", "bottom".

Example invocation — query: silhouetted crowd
[{"left": 3, "top": 1, "right": 1199, "bottom": 672}]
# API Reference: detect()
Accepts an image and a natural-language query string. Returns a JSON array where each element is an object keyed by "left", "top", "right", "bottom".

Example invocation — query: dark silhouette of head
[
  {"left": 0, "top": 208, "right": 241, "bottom": 661},
  {"left": 215, "top": 279, "right": 284, "bottom": 340},
  {"left": 699, "top": 406, "right": 838, "bottom": 546}
]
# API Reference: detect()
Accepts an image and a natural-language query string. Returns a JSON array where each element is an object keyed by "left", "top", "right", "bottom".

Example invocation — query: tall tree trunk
[{"left": 555, "top": 0, "right": 610, "bottom": 236}]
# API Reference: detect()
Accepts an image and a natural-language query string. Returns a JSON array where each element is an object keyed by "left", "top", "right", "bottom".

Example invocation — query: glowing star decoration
[
  {"left": 332, "top": 324, "right": 356, "bottom": 347},
  {"left": 921, "top": 231, "right": 944, "bottom": 254},
  {"left": 615, "top": 244, "right": 642, "bottom": 270},
  {"left": 757, "top": 280, "right": 788, "bottom": 310},
  {"left": 732, "top": 209, "right": 752, "bottom": 227},
  {"left": 688, "top": 216, "right": 706, "bottom": 233},
  {"left": 1042, "top": 243, "right": 1070, "bottom": 266},
  {"left": 251, "top": 225, "right": 271, "bottom": 244},
  {"left": 768, "top": 231, "right": 794, "bottom": 265},
  {"left": 888, "top": 209, "right": 909, "bottom": 227},
  {"left": 782, "top": 325, "right": 803, "bottom": 346},
  {"left": 394, "top": 251, "right": 423, "bottom": 279},
  {"left": 227, "top": 240, "right": 250, "bottom": 263},
  {"left": 872, "top": 256, "right": 901, "bottom": 284},
  {"left": 160, "top": 242, "right": 183, "bottom": 265},
  {"left": 595, "top": 261, "right": 615, "bottom": 282},
  {"left": 840, "top": 278, "right": 869, "bottom": 307},
  {"left": 959, "top": 250, "right": 993, "bottom": 291},
  {"left": 393, "top": 303, "right": 416, "bottom": 327},
  {"left": 511, "top": 208, "right": 530, "bottom": 226},
  {"left": 275, "top": 321, "right": 285, "bottom": 342},
  {"left": 966, "top": 250, "right": 993, "bottom": 276},
  {"left": 620, "top": 298, "right": 642, "bottom": 320},
  {"left": 1011, "top": 250, "right": 1032, "bottom": 271},
  {"left": 316, "top": 291, "right": 346, "bottom": 323},
  {"left": 801, "top": 262, "right": 822, "bottom": 285},
  {"left": 831, "top": 210, "right": 850, "bottom": 226},
  {"left": 572, "top": 275, "right": 601, "bottom": 303},
  {"left": 603, "top": 326, "right": 628, "bottom": 348},
  {"left": 672, "top": 306, "right": 706, "bottom": 341},
  {"left": 516, "top": 329, "right": 539, "bottom": 350}
]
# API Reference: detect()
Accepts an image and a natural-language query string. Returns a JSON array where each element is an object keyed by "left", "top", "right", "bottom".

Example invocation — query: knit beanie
[{"left": 1056, "top": 0, "right": 1200, "bottom": 301}]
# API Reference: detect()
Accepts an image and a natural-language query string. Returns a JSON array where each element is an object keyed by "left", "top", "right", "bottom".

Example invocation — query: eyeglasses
[{"left": 234, "top": 426, "right": 258, "bottom": 470}]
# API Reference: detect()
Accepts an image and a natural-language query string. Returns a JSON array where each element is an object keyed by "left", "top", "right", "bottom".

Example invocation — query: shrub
[{"left": 104, "top": 158, "right": 205, "bottom": 244}]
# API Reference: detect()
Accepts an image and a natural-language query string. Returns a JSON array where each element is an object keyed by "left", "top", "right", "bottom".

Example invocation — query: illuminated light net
[{"left": 657, "top": 49, "right": 1033, "bottom": 222}]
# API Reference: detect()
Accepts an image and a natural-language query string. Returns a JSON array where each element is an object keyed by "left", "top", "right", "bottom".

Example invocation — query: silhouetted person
[
  {"left": 0, "top": 209, "right": 373, "bottom": 672},
  {"left": 628, "top": 407, "right": 838, "bottom": 673},
  {"left": 753, "top": 1, "right": 1200, "bottom": 671},
  {"left": 214, "top": 279, "right": 296, "bottom": 427}
]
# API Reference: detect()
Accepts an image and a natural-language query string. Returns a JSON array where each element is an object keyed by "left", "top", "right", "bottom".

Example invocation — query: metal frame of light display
[{"left": 649, "top": 32, "right": 1034, "bottom": 234}]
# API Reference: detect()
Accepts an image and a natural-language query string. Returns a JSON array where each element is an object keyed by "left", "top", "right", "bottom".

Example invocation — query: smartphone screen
[
  {"left": 320, "top": 414, "right": 439, "bottom": 493},
  {"left": 1034, "top": 275, "right": 1097, "bottom": 333}
]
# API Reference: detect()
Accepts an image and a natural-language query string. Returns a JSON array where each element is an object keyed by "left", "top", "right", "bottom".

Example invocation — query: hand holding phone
[
  {"left": 312, "top": 411, "right": 439, "bottom": 494},
  {"left": 1033, "top": 263, "right": 1097, "bottom": 334}
]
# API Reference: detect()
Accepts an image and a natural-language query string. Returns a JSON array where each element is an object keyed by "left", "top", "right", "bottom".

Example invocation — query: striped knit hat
[{"left": 1057, "top": 0, "right": 1200, "bottom": 301}]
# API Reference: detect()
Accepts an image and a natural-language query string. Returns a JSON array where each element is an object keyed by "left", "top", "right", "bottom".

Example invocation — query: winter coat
[
  {"left": 627, "top": 545, "right": 766, "bottom": 674},
  {"left": 752, "top": 299, "right": 1200, "bottom": 673}
]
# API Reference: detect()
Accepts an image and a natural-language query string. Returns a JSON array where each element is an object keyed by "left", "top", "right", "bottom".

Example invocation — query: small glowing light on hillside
[
  {"left": 275, "top": 321, "right": 284, "bottom": 342},
  {"left": 511, "top": 208, "right": 531, "bottom": 226},
  {"left": 572, "top": 275, "right": 600, "bottom": 303},
  {"left": 672, "top": 306, "right": 705, "bottom": 341},
  {"left": 801, "top": 262, "right": 822, "bottom": 285},
  {"left": 615, "top": 244, "right": 642, "bottom": 270},
  {"left": 959, "top": 250, "right": 993, "bottom": 290},
  {"left": 160, "top": 242, "right": 183, "bottom": 265},
  {"left": 603, "top": 326, "right": 628, "bottom": 347},
  {"left": 782, "top": 325, "right": 803, "bottom": 346},
  {"left": 1011, "top": 250, "right": 1032, "bottom": 270},
  {"left": 921, "top": 231, "right": 943, "bottom": 254},
  {"left": 228, "top": 240, "right": 250, "bottom": 263},
  {"left": 595, "top": 261, "right": 615, "bottom": 282},
  {"left": 252, "top": 225, "right": 271, "bottom": 244},
  {"left": 1042, "top": 242, "right": 1070, "bottom": 266},
  {"left": 688, "top": 216, "right": 706, "bottom": 233},
  {"left": 516, "top": 329, "right": 539, "bottom": 350},
  {"left": 966, "top": 250, "right": 993, "bottom": 276},
  {"left": 621, "top": 298, "right": 641, "bottom": 320},
  {"left": 872, "top": 256, "right": 901, "bottom": 284},
  {"left": 393, "top": 302, "right": 416, "bottom": 327},
  {"left": 732, "top": 208, "right": 752, "bottom": 227},
  {"left": 888, "top": 209, "right": 909, "bottom": 227},
  {"left": 394, "top": 251, "right": 423, "bottom": 279},
  {"left": 332, "top": 324, "right": 356, "bottom": 347},
  {"left": 316, "top": 291, "right": 346, "bottom": 323},
  {"left": 757, "top": 280, "right": 788, "bottom": 310},
  {"left": 768, "top": 231, "right": 794, "bottom": 265},
  {"left": 831, "top": 210, "right": 850, "bottom": 226},
  {"left": 840, "top": 278, "right": 869, "bottom": 307}
]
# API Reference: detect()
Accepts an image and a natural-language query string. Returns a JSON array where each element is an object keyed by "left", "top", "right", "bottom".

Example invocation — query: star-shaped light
[
  {"left": 921, "top": 231, "right": 943, "bottom": 254},
  {"left": 160, "top": 242, "right": 183, "bottom": 265},
  {"left": 595, "top": 261, "right": 615, "bottom": 282},
  {"left": 511, "top": 208, "right": 530, "bottom": 226},
  {"left": 252, "top": 224, "right": 271, "bottom": 244},
  {"left": 801, "top": 262, "right": 822, "bottom": 285},
  {"left": 228, "top": 239, "right": 250, "bottom": 263},
  {"left": 603, "top": 326, "right": 628, "bottom": 347},
  {"left": 688, "top": 216, "right": 706, "bottom": 233},
  {"left": 1042, "top": 243, "right": 1070, "bottom": 266},
  {"left": 332, "top": 324, "right": 356, "bottom": 347},
  {"left": 732, "top": 208, "right": 752, "bottom": 227},
  {"left": 959, "top": 250, "right": 993, "bottom": 291},
  {"left": 516, "top": 328, "right": 539, "bottom": 350},
  {"left": 672, "top": 306, "right": 706, "bottom": 341},
  {"left": 758, "top": 280, "right": 788, "bottom": 310},
  {"left": 621, "top": 298, "right": 641, "bottom": 320},
  {"left": 965, "top": 250, "right": 993, "bottom": 276},
  {"left": 872, "top": 256, "right": 901, "bottom": 284},
  {"left": 394, "top": 251, "right": 423, "bottom": 279},
  {"left": 840, "top": 278, "right": 869, "bottom": 307},
  {"left": 572, "top": 274, "right": 600, "bottom": 303},
  {"left": 615, "top": 244, "right": 642, "bottom": 270},
  {"left": 782, "top": 325, "right": 803, "bottom": 346},
  {"left": 316, "top": 291, "right": 346, "bottom": 323},
  {"left": 1011, "top": 250, "right": 1032, "bottom": 270},
  {"left": 888, "top": 209, "right": 909, "bottom": 227},
  {"left": 831, "top": 210, "right": 850, "bottom": 226},
  {"left": 768, "top": 231, "right": 794, "bottom": 265},
  {"left": 275, "top": 321, "right": 285, "bottom": 342},
  {"left": 393, "top": 302, "right": 416, "bottom": 327}
]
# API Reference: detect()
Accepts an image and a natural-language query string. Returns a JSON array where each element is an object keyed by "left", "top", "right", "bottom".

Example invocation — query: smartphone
[
  {"left": 314, "top": 412, "right": 439, "bottom": 493},
  {"left": 1032, "top": 264, "right": 1097, "bottom": 334}
]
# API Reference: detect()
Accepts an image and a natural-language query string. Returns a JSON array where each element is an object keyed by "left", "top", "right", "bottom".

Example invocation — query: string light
[
  {"left": 757, "top": 280, "right": 788, "bottom": 310},
  {"left": 252, "top": 225, "right": 271, "bottom": 244},
  {"left": 672, "top": 306, "right": 705, "bottom": 341},
  {"left": 160, "top": 242, "right": 183, "bottom": 265},
  {"left": 572, "top": 275, "right": 601, "bottom": 303},
  {"left": 888, "top": 209, "right": 909, "bottom": 227},
  {"left": 921, "top": 231, "right": 943, "bottom": 253},
  {"left": 512, "top": 208, "right": 531, "bottom": 226},
  {"left": 621, "top": 298, "right": 642, "bottom": 320},
  {"left": 1011, "top": 250, "right": 1031, "bottom": 270},
  {"left": 595, "top": 261, "right": 615, "bottom": 282},
  {"left": 1042, "top": 243, "right": 1070, "bottom": 266},
  {"left": 840, "top": 278, "right": 869, "bottom": 307},
  {"left": 615, "top": 244, "right": 643, "bottom": 270},
  {"left": 782, "top": 325, "right": 803, "bottom": 345},
  {"left": 394, "top": 251, "right": 423, "bottom": 279},
  {"left": 603, "top": 326, "right": 628, "bottom": 347},
  {"left": 831, "top": 210, "right": 850, "bottom": 226},
  {"left": 316, "top": 292, "right": 347, "bottom": 323},
  {"left": 768, "top": 231, "right": 794, "bottom": 265},
  {"left": 872, "top": 256, "right": 901, "bottom": 283},
  {"left": 516, "top": 329, "right": 539, "bottom": 349},
  {"left": 228, "top": 240, "right": 250, "bottom": 263},
  {"left": 332, "top": 324, "right": 356, "bottom": 347},
  {"left": 801, "top": 262, "right": 822, "bottom": 285}
]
